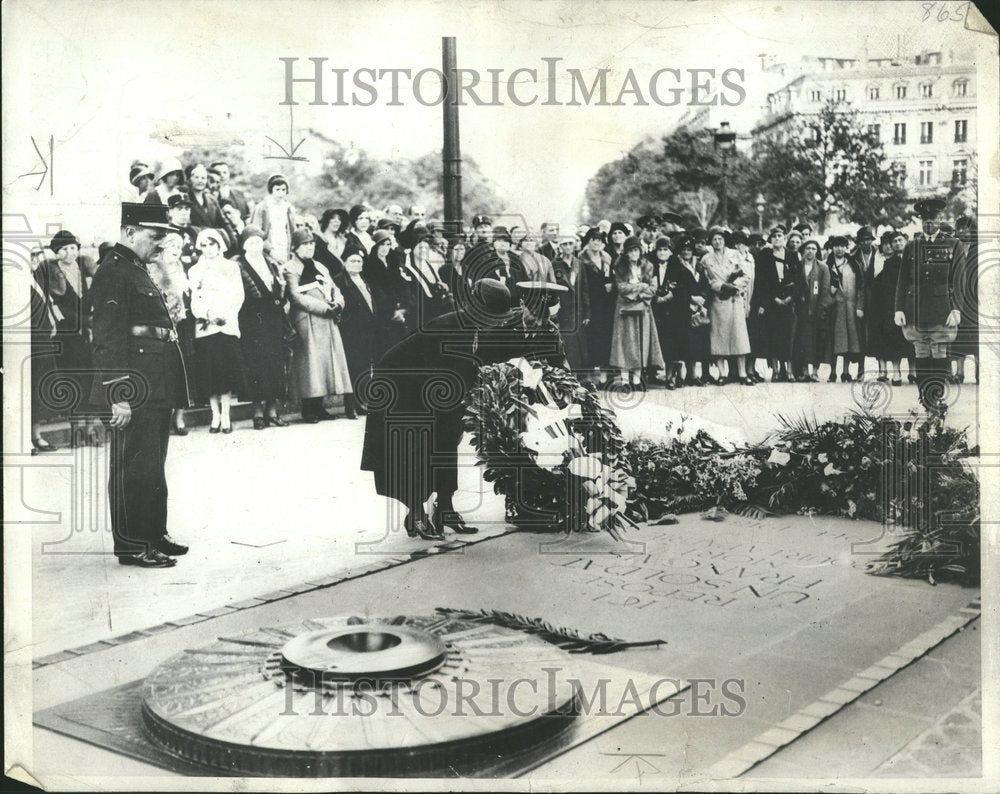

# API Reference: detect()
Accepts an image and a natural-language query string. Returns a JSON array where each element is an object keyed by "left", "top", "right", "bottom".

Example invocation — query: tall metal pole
[{"left": 442, "top": 37, "right": 463, "bottom": 236}]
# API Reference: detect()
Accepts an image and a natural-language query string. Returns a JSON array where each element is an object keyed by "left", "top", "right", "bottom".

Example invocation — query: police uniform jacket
[
  {"left": 88, "top": 243, "right": 190, "bottom": 410},
  {"left": 894, "top": 232, "right": 965, "bottom": 327}
]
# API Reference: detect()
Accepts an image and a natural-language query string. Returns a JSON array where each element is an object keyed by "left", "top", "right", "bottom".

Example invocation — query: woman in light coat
[
  {"left": 825, "top": 235, "right": 866, "bottom": 382},
  {"left": 188, "top": 228, "right": 247, "bottom": 433},
  {"left": 609, "top": 237, "right": 664, "bottom": 388},
  {"left": 250, "top": 174, "right": 296, "bottom": 264},
  {"left": 284, "top": 229, "right": 353, "bottom": 422},
  {"left": 702, "top": 227, "right": 753, "bottom": 384}
]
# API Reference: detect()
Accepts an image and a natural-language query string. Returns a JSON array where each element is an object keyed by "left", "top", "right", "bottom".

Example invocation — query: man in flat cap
[
  {"left": 636, "top": 214, "right": 661, "bottom": 261},
  {"left": 90, "top": 203, "right": 191, "bottom": 567},
  {"left": 894, "top": 198, "right": 965, "bottom": 415}
]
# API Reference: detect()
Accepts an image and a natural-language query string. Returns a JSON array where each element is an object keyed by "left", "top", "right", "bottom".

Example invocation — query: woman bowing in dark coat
[
  {"left": 235, "top": 225, "right": 290, "bottom": 429},
  {"left": 334, "top": 245, "right": 382, "bottom": 417}
]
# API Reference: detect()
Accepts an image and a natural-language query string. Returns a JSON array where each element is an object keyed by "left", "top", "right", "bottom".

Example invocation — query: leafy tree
[
  {"left": 583, "top": 130, "right": 757, "bottom": 228},
  {"left": 181, "top": 136, "right": 508, "bottom": 222},
  {"left": 752, "top": 99, "right": 907, "bottom": 233}
]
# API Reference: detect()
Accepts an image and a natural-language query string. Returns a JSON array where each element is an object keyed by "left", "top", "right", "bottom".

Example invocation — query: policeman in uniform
[
  {"left": 90, "top": 203, "right": 191, "bottom": 567},
  {"left": 894, "top": 197, "right": 965, "bottom": 415}
]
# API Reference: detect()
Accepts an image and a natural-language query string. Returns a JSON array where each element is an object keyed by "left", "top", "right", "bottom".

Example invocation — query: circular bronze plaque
[{"left": 140, "top": 614, "right": 580, "bottom": 776}]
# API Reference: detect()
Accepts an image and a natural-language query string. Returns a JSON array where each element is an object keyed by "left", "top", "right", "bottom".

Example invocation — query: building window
[
  {"left": 893, "top": 123, "right": 907, "bottom": 145},
  {"left": 809, "top": 89, "right": 822, "bottom": 102},
  {"left": 920, "top": 83, "right": 933, "bottom": 98},
  {"left": 834, "top": 88, "right": 847, "bottom": 102},
  {"left": 953, "top": 79, "right": 968, "bottom": 97},
  {"left": 955, "top": 119, "right": 968, "bottom": 143},
  {"left": 867, "top": 124, "right": 881, "bottom": 143},
  {"left": 892, "top": 162, "right": 907, "bottom": 188},
  {"left": 867, "top": 85, "right": 880, "bottom": 100},
  {"left": 895, "top": 84, "right": 907, "bottom": 99},
  {"left": 918, "top": 160, "right": 934, "bottom": 186},
  {"left": 920, "top": 121, "right": 934, "bottom": 144},
  {"left": 952, "top": 159, "right": 968, "bottom": 187}
]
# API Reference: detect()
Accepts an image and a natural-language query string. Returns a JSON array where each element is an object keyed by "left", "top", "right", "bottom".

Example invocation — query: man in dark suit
[
  {"left": 209, "top": 161, "right": 252, "bottom": 220},
  {"left": 894, "top": 198, "right": 966, "bottom": 415},
  {"left": 89, "top": 203, "right": 191, "bottom": 567}
]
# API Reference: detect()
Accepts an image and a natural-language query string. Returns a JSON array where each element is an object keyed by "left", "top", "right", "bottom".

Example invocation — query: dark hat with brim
[
  {"left": 471, "top": 214, "right": 493, "bottom": 228},
  {"left": 491, "top": 225, "right": 512, "bottom": 243},
  {"left": 675, "top": 235, "right": 695, "bottom": 251},
  {"left": 637, "top": 214, "right": 661, "bottom": 230},
  {"left": 371, "top": 229, "right": 394, "bottom": 248},
  {"left": 748, "top": 233, "right": 765, "bottom": 245},
  {"left": 856, "top": 226, "right": 876, "bottom": 242},
  {"left": 689, "top": 228, "right": 708, "bottom": 243},
  {"left": 654, "top": 236, "right": 672, "bottom": 250},
  {"left": 465, "top": 277, "right": 520, "bottom": 327},
  {"left": 659, "top": 211, "right": 686, "bottom": 226},
  {"left": 121, "top": 202, "right": 172, "bottom": 230},
  {"left": 609, "top": 222, "right": 630, "bottom": 237},
  {"left": 129, "top": 165, "right": 154, "bottom": 186},
  {"left": 49, "top": 230, "right": 80, "bottom": 252},
  {"left": 167, "top": 193, "right": 192, "bottom": 209},
  {"left": 582, "top": 228, "right": 606, "bottom": 245},
  {"left": 793, "top": 223, "right": 812, "bottom": 234},
  {"left": 913, "top": 198, "right": 947, "bottom": 219},
  {"left": 622, "top": 236, "right": 643, "bottom": 254},
  {"left": 377, "top": 218, "right": 400, "bottom": 232},
  {"left": 828, "top": 235, "right": 849, "bottom": 248}
]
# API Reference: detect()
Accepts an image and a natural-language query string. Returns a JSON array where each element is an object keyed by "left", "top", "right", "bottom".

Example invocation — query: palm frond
[{"left": 436, "top": 607, "right": 665, "bottom": 654}]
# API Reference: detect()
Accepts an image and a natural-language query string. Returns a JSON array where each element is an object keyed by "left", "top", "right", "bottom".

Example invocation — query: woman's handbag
[{"left": 690, "top": 306, "right": 710, "bottom": 328}]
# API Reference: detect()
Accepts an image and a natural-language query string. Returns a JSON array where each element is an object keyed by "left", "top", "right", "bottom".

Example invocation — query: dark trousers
[{"left": 109, "top": 407, "right": 171, "bottom": 555}]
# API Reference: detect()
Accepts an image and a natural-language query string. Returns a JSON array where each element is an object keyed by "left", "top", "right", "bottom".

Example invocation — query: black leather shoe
[
  {"left": 155, "top": 534, "right": 188, "bottom": 556},
  {"left": 742, "top": 376, "right": 755, "bottom": 386},
  {"left": 209, "top": 425, "right": 221, "bottom": 434},
  {"left": 118, "top": 550, "right": 177, "bottom": 568},
  {"left": 253, "top": 417, "right": 266, "bottom": 430},
  {"left": 171, "top": 425, "right": 189, "bottom": 436},
  {"left": 301, "top": 413, "right": 319, "bottom": 424},
  {"left": 891, "top": 378, "right": 903, "bottom": 386},
  {"left": 438, "top": 508, "right": 479, "bottom": 534},
  {"left": 266, "top": 414, "right": 289, "bottom": 427}
]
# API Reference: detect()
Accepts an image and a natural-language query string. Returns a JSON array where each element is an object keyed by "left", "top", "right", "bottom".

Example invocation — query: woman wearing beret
[
  {"left": 751, "top": 227, "right": 798, "bottom": 382},
  {"left": 609, "top": 237, "right": 665, "bottom": 388},
  {"left": 235, "top": 225, "right": 290, "bottom": 429},
  {"left": 866, "top": 231, "right": 910, "bottom": 385},
  {"left": 188, "top": 228, "right": 247, "bottom": 433},
  {"left": 665, "top": 235, "right": 712, "bottom": 386},
  {"left": 702, "top": 227, "right": 753, "bottom": 385},
  {"left": 790, "top": 239, "right": 833, "bottom": 381},
  {"left": 825, "top": 235, "right": 866, "bottom": 382},
  {"left": 250, "top": 174, "right": 296, "bottom": 264},
  {"left": 284, "top": 229, "right": 354, "bottom": 422},
  {"left": 345, "top": 204, "right": 375, "bottom": 255},
  {"left": 579, "top": 228, "right": 615, "bottom": 382}
]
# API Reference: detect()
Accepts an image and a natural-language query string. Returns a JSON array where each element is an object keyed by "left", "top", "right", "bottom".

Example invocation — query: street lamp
[
  {"left": 755, "top": 192, "right": 766, "bottom": 232},
  {"left": 713, "top": 122, "right": 737, "bottom": 227}
]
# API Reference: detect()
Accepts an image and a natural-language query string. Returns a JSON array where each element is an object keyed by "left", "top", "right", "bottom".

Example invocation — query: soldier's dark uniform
[
  {"left": 894, "top": 203, "right": 965, "bottom": 412},
  {"left": 89, "top": 210, "right": 190, "bottom": 559}
]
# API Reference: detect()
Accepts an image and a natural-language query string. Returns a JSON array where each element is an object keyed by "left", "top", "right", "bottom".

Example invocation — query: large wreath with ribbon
[{"left": 464, "top": 358, "right": 642, "bottom": 538}]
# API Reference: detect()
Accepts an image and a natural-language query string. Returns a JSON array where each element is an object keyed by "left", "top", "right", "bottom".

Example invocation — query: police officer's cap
[
  {"left": 120, "top": 202, "right": 172, "bottom": 230},
  {"left": 167, "top": 193, "right": 193, "bottom": 209},
  {"left": 637, "top": 214, "right": 661, "bottom": 230}
]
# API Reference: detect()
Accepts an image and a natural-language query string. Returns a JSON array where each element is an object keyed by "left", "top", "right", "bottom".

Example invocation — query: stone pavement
[{"left": 17, "top": 383, "right": 986, "bottom": 784}]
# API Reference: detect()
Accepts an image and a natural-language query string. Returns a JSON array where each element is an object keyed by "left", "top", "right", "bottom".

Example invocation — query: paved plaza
[{"left": 17, "top": 380, "right": 985, "bottom": 782}]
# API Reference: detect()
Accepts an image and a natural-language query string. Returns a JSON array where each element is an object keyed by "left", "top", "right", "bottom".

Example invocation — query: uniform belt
[{"left": 130, "top": 325, "right": 178, "bottom": 342}]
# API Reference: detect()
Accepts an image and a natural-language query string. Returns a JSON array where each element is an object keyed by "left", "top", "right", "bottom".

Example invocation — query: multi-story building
[{"left": 751, "top": 49, "right": 976, "bottom": 199}]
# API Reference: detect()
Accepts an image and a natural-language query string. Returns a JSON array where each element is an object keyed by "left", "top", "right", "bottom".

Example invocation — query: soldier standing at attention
[
  {"left": 90, "top": 203, "right": 191, "bottom": 568},
  {"left": 894, "top": 198, "right": 965, "bottom": 416}
]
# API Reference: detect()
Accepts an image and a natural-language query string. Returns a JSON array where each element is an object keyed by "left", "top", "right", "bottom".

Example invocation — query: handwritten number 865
[{"left": 922, "top": 2, "right": 970, "bottom": 21}]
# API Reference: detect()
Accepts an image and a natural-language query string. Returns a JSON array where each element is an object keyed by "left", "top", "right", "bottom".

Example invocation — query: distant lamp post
[
  {"left": 755, "top": 193, "right": 766, "bottom": 232},
  {"left": 713, "top": 122, "right": 737, "bottom": 227}
]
